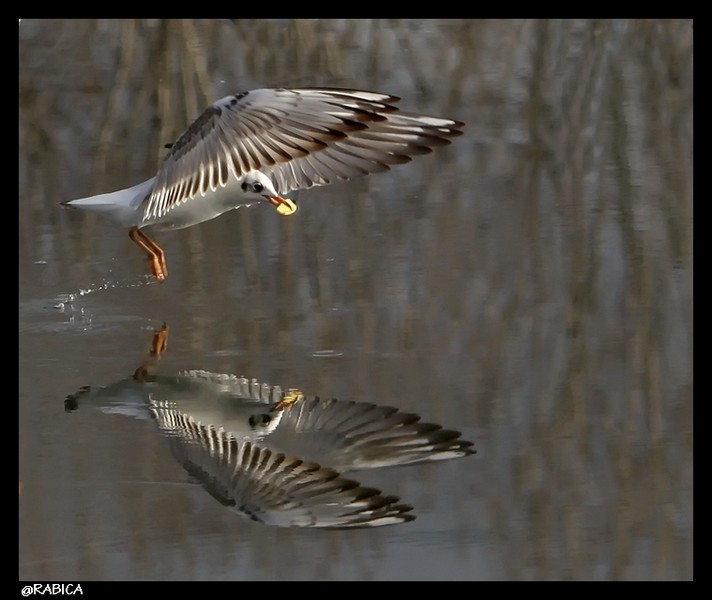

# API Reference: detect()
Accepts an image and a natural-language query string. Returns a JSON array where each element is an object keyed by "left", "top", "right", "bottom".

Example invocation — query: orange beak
[{"left": 266, "top": 195, "right": 297, "bottom": 216}]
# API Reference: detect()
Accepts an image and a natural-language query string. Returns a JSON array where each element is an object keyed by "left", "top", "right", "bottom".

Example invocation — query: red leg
[
  {"left": 150, "top": 323, "right": 169, "bottom": 357},
  {"left": 133, "top": 323, "right": 169, "bottom": 381},
  {"left": 129, "top": 227, "right": 168, "bottom": 281}
]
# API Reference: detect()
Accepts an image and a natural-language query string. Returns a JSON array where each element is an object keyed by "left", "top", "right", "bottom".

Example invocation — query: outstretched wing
[{"left": 142, "top": 88, "right": 465, "bottom": 221}]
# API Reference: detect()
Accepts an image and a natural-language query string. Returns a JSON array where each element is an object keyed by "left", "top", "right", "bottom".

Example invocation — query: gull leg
[
  {"left": 129, "top": 226, "right": 168, "bottom": 281},
  {"left": 149, "top": 323, "right": 169, "bottom": 357},
  {"left": 133, "top": 323, "right": 169, "bottom": 382}
]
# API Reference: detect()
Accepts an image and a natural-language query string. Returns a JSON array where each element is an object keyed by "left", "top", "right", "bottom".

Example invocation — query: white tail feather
[{"left": 63, "top": 178, "right": 155, "bottom": 226}]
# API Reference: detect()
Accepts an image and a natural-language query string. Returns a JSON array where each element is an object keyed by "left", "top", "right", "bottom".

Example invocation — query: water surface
[{"left": 19, "top": 19, "right": 693, "bottom": 581}]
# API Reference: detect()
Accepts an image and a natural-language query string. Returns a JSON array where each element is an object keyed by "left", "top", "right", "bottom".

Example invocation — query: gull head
[{"left": 240, "top": 171, "right": 297, "bottom": 216}]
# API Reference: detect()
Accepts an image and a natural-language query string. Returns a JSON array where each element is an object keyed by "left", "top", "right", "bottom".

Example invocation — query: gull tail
[{"left": 61, "top": 178, "right": 155, "bottom": 225}]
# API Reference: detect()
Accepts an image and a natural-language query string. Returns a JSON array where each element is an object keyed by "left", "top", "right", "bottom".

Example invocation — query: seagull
[
  {"left": 63, "top": 325, "right": 475, "bottom": 528},
  {"left": 62, "top": 87, "right": 465, "bottom": 281},
  {"left": 65, "top": 368, "right": 475, "bottom": 528}
]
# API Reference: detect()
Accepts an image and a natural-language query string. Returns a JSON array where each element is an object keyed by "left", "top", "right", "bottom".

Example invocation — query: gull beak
[{"left": 265, "top": 195, "right": 297, "bottom": 216}]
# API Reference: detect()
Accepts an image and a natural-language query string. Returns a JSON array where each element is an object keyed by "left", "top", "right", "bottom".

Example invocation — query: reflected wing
[
  {"left": 69, "top": 370, "right": 475, "bottom": 476},
  {"left": 151, "top": 371, "right": 475, "bottom": 472},
  {"left": 151, "top": 406, "right": 414, "bottom": 528},
  {"left": 263, "top": 396, "right": 476, "bottom": 471},
  {"left": 142, "top": 88, "right": 465, "bottom": 220}
]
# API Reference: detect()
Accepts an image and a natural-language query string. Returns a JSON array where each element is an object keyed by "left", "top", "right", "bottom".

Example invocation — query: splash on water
[
  {"left": 54, "top": 276, "right": 156, "bottom": 309},
  {"left": 54, "top": 275, "right": 158, "bottom": 311}
]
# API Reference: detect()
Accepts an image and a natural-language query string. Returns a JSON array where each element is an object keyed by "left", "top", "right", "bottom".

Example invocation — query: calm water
[{"left": 19, "top": 19, "right": 692, "bottom": 581}]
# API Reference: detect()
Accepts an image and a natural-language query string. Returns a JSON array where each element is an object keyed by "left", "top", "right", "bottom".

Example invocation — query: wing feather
[{"left": 141, "top": 88, "right": 464, "bottom": 220}]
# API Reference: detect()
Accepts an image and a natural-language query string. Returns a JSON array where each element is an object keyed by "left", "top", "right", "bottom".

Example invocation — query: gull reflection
[{"left": 65, "top": 325, "right": 475, "bottom": 529}]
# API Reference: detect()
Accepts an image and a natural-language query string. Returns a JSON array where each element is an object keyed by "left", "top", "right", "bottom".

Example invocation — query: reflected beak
[{"left": 265, "top": 195, "right": 297, "bottom": 216}]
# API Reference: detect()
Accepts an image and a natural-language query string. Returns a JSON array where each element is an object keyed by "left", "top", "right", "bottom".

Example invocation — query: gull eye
[
  {"left": 240, "top": 181, "right": 248, "bottom": 191},
  {"left": 253, "top": 182, "right": 264, "bottom": 193},
  {"left": 249, "top": 413, "right": 272, "bottom": 428}
]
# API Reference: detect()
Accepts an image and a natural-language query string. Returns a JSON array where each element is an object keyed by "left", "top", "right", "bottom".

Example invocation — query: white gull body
[{"left": 64, "top": 88, "right": 465, "bottom": 279}]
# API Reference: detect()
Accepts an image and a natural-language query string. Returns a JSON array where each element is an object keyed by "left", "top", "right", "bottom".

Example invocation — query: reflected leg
[{"left": 133, "top": 323, "right": 170, "bottom": 382}]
